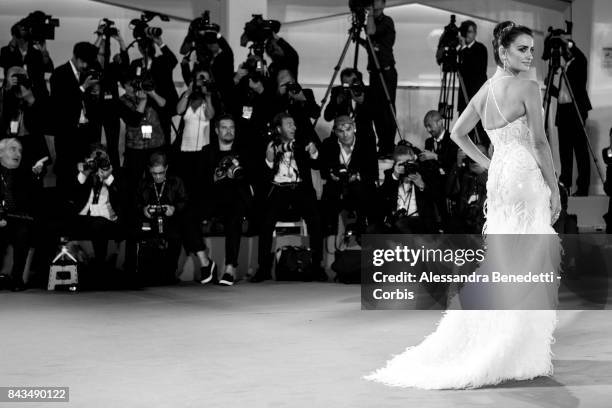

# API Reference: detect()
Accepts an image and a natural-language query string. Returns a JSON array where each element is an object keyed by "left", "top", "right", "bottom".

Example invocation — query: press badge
[
  {"left": 104, "top": 92, "right": 113, "bottom": 100},
  {"left": 10, "top": 120, "right": 19, "bottom": 134},
  {"left": 439, "top": 168, "right": 446, "bottom": 176},
  {"left": 141, "top": 125, "right": 153, "bottom": 139},
  {"left": 242, "top": 106, "right": 253, "bottom": 119}
]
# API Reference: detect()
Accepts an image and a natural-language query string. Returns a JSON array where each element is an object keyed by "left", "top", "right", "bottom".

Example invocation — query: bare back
[{"left": 471, "top": 76, "right": 529, "bottom": 131}]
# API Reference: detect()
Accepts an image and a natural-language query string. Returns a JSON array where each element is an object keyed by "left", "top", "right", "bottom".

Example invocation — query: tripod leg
[
  {"left": 313, "top": 32, "right": 355, "bottom": 128},
  {"left": 543, "top": 66, "right": 556, "bottom": 138},
  {"left": 364, "top": 34, "right": 402, "bottom": 143},
  {"left": 560, "top": 70, "right": 605, "bottom": 185}
]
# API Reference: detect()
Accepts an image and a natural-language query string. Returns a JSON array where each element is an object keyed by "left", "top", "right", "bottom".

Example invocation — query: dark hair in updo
[{"left": 492, "top": 21, "right": 533, "bottom": 67}]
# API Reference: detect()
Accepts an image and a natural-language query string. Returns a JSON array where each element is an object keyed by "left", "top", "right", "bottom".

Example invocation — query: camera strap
[
  {"left": 398, "top": 183, "right": 417, "bottom": 217},
  {"left": 153, "top": 181, "right": 166, "bottom": 206}
]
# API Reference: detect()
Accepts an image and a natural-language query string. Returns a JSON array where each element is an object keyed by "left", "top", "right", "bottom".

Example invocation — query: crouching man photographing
[{"left": 250, "top": 112, "right": 326, "bottom": 283}]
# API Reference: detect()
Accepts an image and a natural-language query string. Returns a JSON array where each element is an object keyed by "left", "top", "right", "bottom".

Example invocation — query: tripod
[
  {"left": 437, "top": 51, "right": 483, "bottom": 143},
  {"left": 542, "top": 58, "right": 605, "bottom": 185},
  {"left": 314, "top": 11, "right": 404, "bottom": 143}
]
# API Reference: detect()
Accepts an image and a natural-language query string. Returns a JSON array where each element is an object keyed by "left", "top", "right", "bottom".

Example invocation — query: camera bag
[{"left": 274, "top": 246, "right": 312, "bottom": 281}]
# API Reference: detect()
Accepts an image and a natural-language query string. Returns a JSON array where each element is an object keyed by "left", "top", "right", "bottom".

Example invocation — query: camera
[
  {"left": 19, "top": 10, "right": 60, "bottom": 42},
  {"left": 12, "top": 73, "right": 32, "bottom": 89},
  {"left": 189, "top": 10, "right": 220, "bottom": 44},
  {"left": 332, "top": 167, "right": 359, "bottom": 185},
  {"left": 82, "top": 150, "right": 111, "bottom": 173},
  {"left": 436, "top": 15, "right": 460, "bottom": 71},
  {"left": 285, "top": 82, "right": 302, "bottom": 95},
  {"left": 214, "top": 155, "right": 244, "bottom": 182},
  {"left": 342, "top": 82, "right": 365, "bottom": 97},
  {"left": 98, "top": 18, "right": 118, "bottom": 37},
  {"left": 146, "top": 205, "right": 166, "bottom": 234},
  {"left": 132, "top": 76, "right": 155, "bottom": 92},
  {"left": 542, "top": 21, "right": 573, "bottom": 66},
  {"left": 274, "top": 141, "right": 295, "bottom": 154},
  {"left": 398, "top": 160, "right": 419, "bottom": 175},
  {"left": 84, "top": 69, "right": 102, "bottom": 81},
  {"left": 240, "top": 14, "right": 281, "bottom": 48},
  {"left": 130, "top": 11, "right": 168, "bottom": 41}
]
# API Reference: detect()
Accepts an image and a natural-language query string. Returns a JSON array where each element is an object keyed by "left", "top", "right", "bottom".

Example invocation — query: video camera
[
  {"left": 542, "top": 21, "right": 573, "bottom": 68},
  {"left": 98, "top": 18, "right": 118, "bottom": 37},
  {"left": 436, "top": 15, "right": 460, "bottom": 72},
  {"left": 348, "top": 0, "right": 372, "bottom": 27},
  {"left": 130, "top": 11, "right": 169, "bottom": 42},
  {"left": 240, "top": 14, "right": 281, "bottom": 49},
  {"left": 214, "top": 155, "right": 244, "bottom": 182},
  {"left": 19, "top": 10, "right": 60, "bottom": 42},
  {"left": 189, "top": 10, "right": 221, "bottom": 44}
]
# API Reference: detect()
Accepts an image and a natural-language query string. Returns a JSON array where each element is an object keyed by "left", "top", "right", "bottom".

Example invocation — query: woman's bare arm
[
  {"left": 522, "top": 80, "right": 559, "bottom": 195},
  {"left": 450, "top": 101, "right": 491, "bottom": 169}
]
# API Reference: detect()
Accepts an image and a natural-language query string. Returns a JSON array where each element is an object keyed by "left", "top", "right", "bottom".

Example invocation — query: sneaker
[
  {"left": 200, "top": 261, "right": 217, "bottom": 285},
  {"left": 219, "top": 272, "right": 234, "bottom": 286}
]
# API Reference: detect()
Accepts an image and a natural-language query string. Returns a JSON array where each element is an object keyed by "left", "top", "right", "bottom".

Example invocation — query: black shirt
[{"left": 367, "top": 14, "right": 395, "bottom": 71}]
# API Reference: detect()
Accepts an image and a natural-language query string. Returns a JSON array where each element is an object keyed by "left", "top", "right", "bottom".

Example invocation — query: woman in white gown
[{"left": 365, "top": 21, "right": 562, "bottom": 389}]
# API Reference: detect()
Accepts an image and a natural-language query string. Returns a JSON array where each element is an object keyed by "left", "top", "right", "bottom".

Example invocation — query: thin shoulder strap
[
  {"left": 484, "top": 79, "right": 491, "bottom": 129},
  {"left": 489, "top": 77, "right": 511, "bottom": 125}
]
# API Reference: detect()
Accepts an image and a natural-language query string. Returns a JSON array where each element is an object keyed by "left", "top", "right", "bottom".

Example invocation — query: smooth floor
[{"left": 1, "top": 282, "right": 612, "bottom": 408}]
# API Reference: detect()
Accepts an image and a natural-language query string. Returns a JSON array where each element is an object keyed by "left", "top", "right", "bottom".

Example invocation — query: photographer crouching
[
  {"left": 0, "top": 138, "right": 43, "bottom": 291},
  {"left": 250, "top": 112, "right": 326, "bottom": 283},
  {"left": 195, "top": 115, "right": 252, "bottom": 285},
  {"left": 372, "top": 144, "right": 440, "bottom": 233},
  {"left": 127, "top": 152, "right": 213, "bottom": 286},
  {"left": 320, "top": 115, "right": 378, "bottom": 236}
]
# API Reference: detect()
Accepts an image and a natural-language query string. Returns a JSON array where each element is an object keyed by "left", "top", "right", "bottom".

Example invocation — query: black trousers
[
  {"left": 100, "top": 101, "right": 122, "bottom": 170},
  {"left": 321, "top": 181, "right": 374, "bottom": 235},
  {"left": 173, "top": 150, "right": 202, "bottom": 198},
  {"left": 66, "top": 215, "right": 124, "bottom": 262},
  {"left": 258, "top": 183, "right": 323, "bottom": 271},
  {"left": 202, "top": 187, "right": 249, "bottom": 266},
  {"left": 369, "top": 66, "right": 398, "bottom": 156},
  {"left": 558, "top": 104, "right": 590, "bottom": 194},
  {"left": 0, "top": 218, "right": 34, "bottom": 285}
]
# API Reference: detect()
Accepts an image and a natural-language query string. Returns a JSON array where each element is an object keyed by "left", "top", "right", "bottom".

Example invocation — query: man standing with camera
[
  {"left": 0, "top": 138, "right": 43, "bottom": 291},
  {"left": 320, "top": 115, "right": 378, "bottom": 235},
  {"left": 0, "top": 66, "right": 50, "bottom": 172},
  {"left": 250, "top": 112, "right": 326, "bottom": 283},
  {"left": 1, "top": 19, "right": 54, "bottom": 100},
  {"left": 324, "top": 68, "right": 376, "bottom": 150},
  {"left": 117, "top": 71, "right": 167, "bottom": 199},
  {"left": 195, "top": 114, "right": 252, "bottom": 285},
  {"left": 457, "top": 20, "right": 488, "bottom": 145},
  {"left": 365, "top": 0, "right": 397, "bottom": 157},
  {"left": 130, "top": 32, "right": 178, "bottom": 146},
  {"left": 553, "top": 39, "right": 592, "bottom": 196},
  {"left": 50, "top": 42, "right": 100, "bottom": 192}
]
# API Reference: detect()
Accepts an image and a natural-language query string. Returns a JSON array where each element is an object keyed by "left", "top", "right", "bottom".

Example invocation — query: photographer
[
  {"left": 49, "top": 42, "right": 100, "bottom": 192},
  {"left": 195, "top": 115, "right": 252, "bottom": 285},
  {"left": 173, "top": 68, "right": 221, "bottom": 194},
  {"left": 0, "top": 66, "right": 50, "bottom": 172},
  {"left": 128, "top": 152, "right": 214, "bottom": 286},
  {"left": 250, "top": 112, "right": 326, "bottom": 283},
  {"left": 603, "top": 128, "right": 612, "bottom": 233},
  {"left": 551, "top": 38, "right": 592, "bottom": 196},
  {"left": 373, "top": 143, "right": 440, "bottom": 233},
  {"left": 323, "top": 67, "right": 376, "bottom": 150},
  {"left": 446, "top": 144, "right": 488, "bottom": 233},
  {"left": 180, "top": 24, "right": 234, "bottom": 111},
  {"left": 91, "top": 20, "right": 130, "bottom": 170},
  {"left": 0, "top": 19, "right": 54, "bottom": 100},
  {"left": 272, "top": 69, "right": 321, "bottom": 143},
  {"left": 118, "top": 72, "right": 167, "bottom": 198},
  {"left": 129, "top": 32, "right": 178, "bottom": 146},
  {"left": 457, "top": 21, "right": 488, "bottom": 114},
  {"left": 266, "top": 32, "right": 300, "bottom": 85},
  {"left": 365, "top": 0, "right": 397, "bottom": 157},
  {"left": 320, "top": 115, "right": 378, "bottom": 235},
  {"left": 0, "top": 138, "right": 43, "bottom": 291},
  {"left": 421, "top": 109, "right": 458, "bottom": 230}
]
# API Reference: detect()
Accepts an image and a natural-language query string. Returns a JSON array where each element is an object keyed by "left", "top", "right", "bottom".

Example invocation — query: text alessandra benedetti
[{"left": 373, "top": 271, "right": 558, "bottom": 283}]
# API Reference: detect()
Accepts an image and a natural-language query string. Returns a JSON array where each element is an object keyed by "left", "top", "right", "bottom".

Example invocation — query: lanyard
[
  {"left": 153, "top": 181, "right": 166, "bottom": 206},
  {"left": 0, "top": 173, "right": 7, "bottom": 208},
  {"left": 399, "top": 183, "right": 417, "bottom": 216}
]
